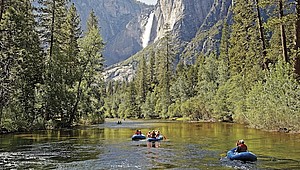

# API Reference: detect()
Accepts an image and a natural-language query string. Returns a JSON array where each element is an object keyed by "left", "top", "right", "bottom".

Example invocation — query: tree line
[
  {"left": 0, "top": 0, "right": 105, "bottom": 132},
  {"left": 104, "top": 0, "right": 300, "bottom": 132},
  {"left": 1, "top": 0, "right": 300, "bottom": 133}
]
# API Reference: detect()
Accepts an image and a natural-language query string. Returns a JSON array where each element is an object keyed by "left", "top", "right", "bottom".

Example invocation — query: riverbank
[{"left": 2, "top": 117, "right": 299, "bottom": 135}]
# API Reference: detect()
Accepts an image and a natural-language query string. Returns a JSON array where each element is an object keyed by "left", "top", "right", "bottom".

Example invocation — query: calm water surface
[{"left": 1, "top": 120, "right": 300, "bottom": 170}]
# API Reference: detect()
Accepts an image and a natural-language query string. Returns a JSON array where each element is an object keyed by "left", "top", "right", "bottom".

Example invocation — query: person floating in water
[{"left": 236, "top": 139, "right": 248, "bottom": 152}]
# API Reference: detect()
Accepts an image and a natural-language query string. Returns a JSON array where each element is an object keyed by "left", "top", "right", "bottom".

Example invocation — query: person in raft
[
  {"left": 236, "top": 139, "right": 248, "bottom": 152},
  {"left": 147, "top": 130, "right": 157, "bottom": 138},
  {"left": 135, "top": 130, "right": 142, "bottom": 135}
]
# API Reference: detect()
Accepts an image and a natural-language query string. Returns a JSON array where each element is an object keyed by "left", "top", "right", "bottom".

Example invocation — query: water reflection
[
  {"left": 147, "top": 141, "right": 160, "bottom": 148},
  {"left": 1, "top": 120, "right": 300, "bottom": 169}
]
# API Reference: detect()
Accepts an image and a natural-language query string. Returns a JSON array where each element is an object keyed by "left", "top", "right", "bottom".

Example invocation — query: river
[{"left": 1, "top": 120, "right": 300, "bottom": 169}]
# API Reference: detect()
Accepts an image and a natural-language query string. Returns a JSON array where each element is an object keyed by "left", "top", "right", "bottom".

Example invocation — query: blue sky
[{"left": 138, "top": 0, "right": 157, "bottom": 5}]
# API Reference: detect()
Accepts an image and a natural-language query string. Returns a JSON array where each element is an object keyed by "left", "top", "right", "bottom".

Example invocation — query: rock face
[
  {"left": 73, "top": 0, "right": 231, "bottom": 67},
  {"left": 191, "top": 0, "right": 233, "bottom": 55},
  {"left": 73, "top": 0, "right": 153, "bottom": 65},
  {"left": 103, "top": 0, "right": 232, "bottom": 81},
  {"left": 152, "top": 0, "right": 215, "bottom": 42}
]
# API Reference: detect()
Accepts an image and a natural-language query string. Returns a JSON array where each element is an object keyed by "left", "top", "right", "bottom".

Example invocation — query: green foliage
[
  {"left": 196, "top": 53, "right": 219, "bottom": 113},
  {"left": 218, "top": 22, "right": 230, "bottom": 86},
  {"left": 180, "top": 97, "right": 211, "bottom": 121},
  {"left": 167, "top": 101, "right": 183, "bottom": 118},
  {"left": 3, "top": 0, "right": 300, "bottom": 133},
  {"left": 246, "top": 61, "right": 300, "bottom": 130},
  {"left": 77, "top": 15, "right": 105, "bottom": 124},
  {"left": 141, "top": 91, "right": 157, "bottom": 118},
  {"left": 229, "top": 0, "right": 263, "bottom": 78},
  {"left": 135, "top": 56, "right": 148, "bottom": 105},
  {"left": 104, "top": 0, "right": 300, "bottom": 132},
  {"left": 104, "top": 0, "right": 299, "bottom": 133},
  {"left": 0, "top": 1, "right": 105, "bottom": 131},
  {"left": 212, "top": 82, "right": 232, "bottom": 116},
  {"left": 0, "top": 0, "right": 44, "bottom": 131},
  {"left": 126, "top": 81, "right": 140, "bottom": 118}
]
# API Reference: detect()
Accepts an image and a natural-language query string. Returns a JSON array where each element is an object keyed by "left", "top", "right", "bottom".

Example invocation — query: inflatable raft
[
  {"left": 147, "top": 135, "right": 164, "bottom": 142},
  {"left": 131, "top": 134, "right": 146, "bottom": 140},
  {"left": 227, "top": 148, "right": 257, "bottom": 162}
]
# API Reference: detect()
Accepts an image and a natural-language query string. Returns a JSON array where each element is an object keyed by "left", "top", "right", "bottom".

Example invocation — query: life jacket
[{"left": 237, "top": 144, "right": 247, "bottom": 152}]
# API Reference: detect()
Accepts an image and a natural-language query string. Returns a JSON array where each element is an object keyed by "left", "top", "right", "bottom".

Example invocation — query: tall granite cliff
[
  {"left": 73, "top": 0, "right": 232, "bottom": 67},
  {"left": 72, "top": 0, "right": 153, "bottom": 65},
  {"left": 103, "top": 0, "right": 232, "bottom": 81},
  {"left": 185, "top": 0, "right": 233, "bottom": 56},
  {"left": 151, "top": 0, "right": 215, "bottom": 43}
]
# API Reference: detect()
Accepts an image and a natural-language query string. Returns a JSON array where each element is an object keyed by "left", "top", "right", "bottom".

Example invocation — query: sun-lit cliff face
[
  {"left": 103, "top": 0, "right": 233, "bottom": 82},
  {"left": 73, "top": 0, "right": 232, "bottom": 69},
  {"left": 73, "top": 0, "right": 224, "bottom": 66},
  {"left": 151, "top": 0, "right": 215, "bottom": 42}
]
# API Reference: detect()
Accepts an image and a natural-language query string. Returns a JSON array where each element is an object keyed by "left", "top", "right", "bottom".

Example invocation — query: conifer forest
[{"left": 1, "top": 0, "right": 300, "bottom": 133}]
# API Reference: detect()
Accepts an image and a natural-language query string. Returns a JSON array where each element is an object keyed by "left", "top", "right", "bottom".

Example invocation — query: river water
[{"left": 1, "top": 120, "right": 300, "bottom": 170}]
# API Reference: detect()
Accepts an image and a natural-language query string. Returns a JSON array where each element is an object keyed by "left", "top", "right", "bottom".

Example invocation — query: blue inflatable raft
[
  {"left": 147, "top": 135, "right": 164, "bottom": 142},
  {"left": 227, "top": 148, "right": 257, "bottom": 162},
  {"left": 131, "top": 134, "right": 146, "bottom": 140}
]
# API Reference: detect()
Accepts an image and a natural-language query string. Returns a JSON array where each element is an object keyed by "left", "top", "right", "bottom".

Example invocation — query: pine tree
[
  {"left": 170, "top": 67, "right": 188, "bottom": 103},
  {"left": 127, "top": 81, "right": 140, "bottom": 118},
  {"left": 0, "top": 0, "right": 7, "bottom": 21},
  {"left": 196, "top": 53, "right": 219, "bottom": 110},
  {"left": 77, "top": 10, "right": 105, "bottom": 123},
  {"left": 136, "top": 56, "right": 148, "bottom": 106},
  {"left": 37, "top": 0, "right": 68, "bottom": 58},
  {"left": 213, "top": 22, "right": 231, "bottom": 116},
  {"left": 261, "top": 0, "right": 295, "bottom": 64},
  {"left": 254, "top": 0, "right": 267, "bottom": 68},
  {"left": 59, "top": 3, "right": 81, "bottom": 125},
  {"left": 227, "top": 0, "right": 265, "bottom": 119},
  {"left": 294, "top": 0, "right": 300, "bottom": 76},
  {"left": 37, "top": 0, "right": 69, "bottom": 121},
  {"left": 218, "top": 22, "right": 230, "bottom": 86},
  {"left": 0, "top": 1, "right": 17, "bottom": 124},
  {"left": 278, "top": 0, "right": 289, "bottom": 62},
  {"left": 229, "top": 0, "right": 263, "bottom": 79},
  {"left": 86, "top": 9, "right": 98, "bottom": 32},
  {"left": 0, "top": 0, "right": 43, "bottom": 130},
  {"left": 148, "top": 51, "right": 157, "bottom": 92},
  {"left": 155, "top": 24, "right": 177, "bottom": 117},
  {"left": 170, "top": 61, "right": 197, "bottom": 106},
  {"left": 106, "top": 81, "right": 114, "bottom": 96},
  {"left": 186, "top": 65, "right": 198, "bottom": 98},
  {"left": 141, "top": 91, "right": 157, "bottom": 118}
]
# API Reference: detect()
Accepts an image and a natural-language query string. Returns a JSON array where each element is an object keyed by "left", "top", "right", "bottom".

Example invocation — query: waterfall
[{"left": 142, "top": 12, "right": 154, "bottom": 48}]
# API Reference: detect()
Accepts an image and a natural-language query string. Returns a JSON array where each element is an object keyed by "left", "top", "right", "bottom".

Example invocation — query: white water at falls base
[{"left": 142, "top": 12, "right": 154, "bottom": 48}]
